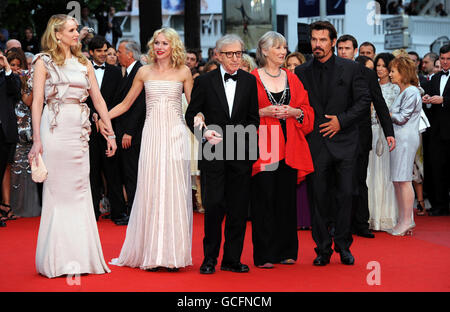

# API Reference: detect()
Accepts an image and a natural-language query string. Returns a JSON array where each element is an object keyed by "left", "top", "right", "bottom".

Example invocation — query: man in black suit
[
  {"left": 114, "top": 40, "right": 146, "bottom": 218},
  {"left": 185, "top": 34, "right": 259, "bottom": 274},
  {"left": 295, "top": 21, "right": 370, "bottom": 266},
  {"left": 422, "top": 44, "right": 450, "bottom": 216},
  {"left": 0, "top": 53, "right": 20, "bottom": 225},
  {"left": 336, "top": 35, "right": 395, "bottom": 238},
  {"left": 86, "top": 35, "right": 128, "bottom": 224}
]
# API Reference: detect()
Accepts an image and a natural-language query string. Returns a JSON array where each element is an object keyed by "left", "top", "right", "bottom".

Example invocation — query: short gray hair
[
  {"left": 256, "top": 31, "right": 287, "bottom": 67},
  {"left": 216, "top": 34, "right": 244, "bottom": 52},
  {"left": 25, "top": 52, "right": 35, "bottom": 60},
  {"left": 119, "top": 39, "right": 141, "bottom": 61}
]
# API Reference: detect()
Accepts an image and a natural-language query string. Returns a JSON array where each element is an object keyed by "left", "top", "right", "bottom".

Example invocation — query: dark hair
[
  {"left": 423, "top": 52, "right": 438, "bottom": 62},
  {"left": 88, "top": 35, "right": 108, "bottom": 52},
  {"left": 359, "top": 41, "right": 376, "bottom": 54},
  {"left": 186, "top": 49, "right": 199, "bottom": 62},
  {"left": 6, "top": 48, "right": 27, "bottom": 70},
  {"left": 407, "top": 51, "right": 419, "bottom": 59},
  {"left": 337, "top": 34, "right": 358, "bottom": 49},
  {"left": 440, "top": 44, "right": 450, "bottom": 55},
  {"left": 203, "top": 59, "right": 220, "bottom": 73},
  {"left": 374, "top": 52, "right": 395, "bottom": 69},
  {"left": 355, "top": 55, "right": 371, "bottom": 67},
  {"left": 309, "top": 20, "right": 337, "bottom": 41}
]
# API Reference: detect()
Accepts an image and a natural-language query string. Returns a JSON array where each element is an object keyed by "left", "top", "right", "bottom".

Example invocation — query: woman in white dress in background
[
  {"left": 367, "top": 53, "right": 399, "bottom": 231},
  {"left": 108, "top": 27, "right": 194, "bottom": 271}
]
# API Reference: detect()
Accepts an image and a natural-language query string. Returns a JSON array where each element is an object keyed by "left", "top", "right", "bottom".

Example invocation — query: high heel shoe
[{"left": 389, "top": 224, "right": 415, "bottom": 236}]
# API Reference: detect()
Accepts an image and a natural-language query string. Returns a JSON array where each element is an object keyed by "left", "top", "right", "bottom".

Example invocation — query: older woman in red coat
[{"left": 250, "top": 31, "right": 314, "bottom": 268}]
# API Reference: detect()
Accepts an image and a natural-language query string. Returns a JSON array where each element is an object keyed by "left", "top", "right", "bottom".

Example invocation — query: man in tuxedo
[
  {"left": 0, "top": 53, "right": 20, "bottom": 226},
  {"left": 86, "top": 35, "right": 128, "bottom": 225},
  {"left": 185, "top": 34, "right": 259, "bottom": 274},
  {"left": 114, "top": 40, "right": 146, "bottom": 217},
  {"left": 336, "top": 35, "right": 395, "bottom": 238},
  {"left": 422, "top": 44, "right": 450, "bottom": 216},
  {"left": 295, "top": 21, "right": 370, "bottom": 266}
]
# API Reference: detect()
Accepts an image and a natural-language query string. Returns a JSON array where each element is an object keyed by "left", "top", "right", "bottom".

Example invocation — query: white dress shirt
[
  {"left": 126, "top": 60, "right": 137, "bottom": 76},
  {"left": 93, "top": 62, "right": 106, "bottom": 88},
  {"left": 220, "top": 65, "right": 237, "bottom": 117}
]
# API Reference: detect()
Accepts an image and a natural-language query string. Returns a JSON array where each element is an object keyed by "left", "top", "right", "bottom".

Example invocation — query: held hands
[
  {"left": 106, "top": 136, "right": 117, "bottom": 157},
  {"left": 28, "top": 141, "right": 43, "bottom": 166},
  {"left": 422, "top": 94, "right": 443, "bottom": 105},
  {"left": 319, "top": 115, "right": 341, "bottom": 138},
  {"left": 387, "top": 136, "right": 396, "bottom": 152},
  {"left": 204, "top": 129, "right": 222, "bottom": 145},
  {"left": 260, "top": 105, "right": 298, "bottom": 119}
]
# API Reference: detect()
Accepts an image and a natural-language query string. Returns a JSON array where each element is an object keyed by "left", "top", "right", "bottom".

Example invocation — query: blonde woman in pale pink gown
[
  {"left": 108, "top": 28, "right": 194, "bottom": 271},
  {"left": 28, "top": 15, "right": 117, "bottom": 278}
]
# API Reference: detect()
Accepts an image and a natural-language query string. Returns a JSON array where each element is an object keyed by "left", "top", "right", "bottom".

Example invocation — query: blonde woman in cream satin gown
[
  {"left": 109, "top": 28, "right": 194, "bottom": 271},
  {"left": 28, "top": 15, "right": 116, "bottom": 278}
]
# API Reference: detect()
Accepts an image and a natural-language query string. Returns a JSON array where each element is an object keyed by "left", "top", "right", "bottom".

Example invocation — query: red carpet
[{"left": 0, "top": 213, "right": 449, "bottom": 292}]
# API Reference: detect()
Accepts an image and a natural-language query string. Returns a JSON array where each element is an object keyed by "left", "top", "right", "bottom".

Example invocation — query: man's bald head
[{"left": 6, "top": 39, "right": 21, "bottom": 51}]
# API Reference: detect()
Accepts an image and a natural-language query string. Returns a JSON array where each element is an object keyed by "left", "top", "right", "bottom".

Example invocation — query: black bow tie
[
  {"left": 442, "top": 71, "right": 449, "bottom": 76},
  {"left": 224, "top": 72, "right": 238, "bottom": 82},
  {"left": 94, "top": 65, "right": 105, "bottom": 70}
]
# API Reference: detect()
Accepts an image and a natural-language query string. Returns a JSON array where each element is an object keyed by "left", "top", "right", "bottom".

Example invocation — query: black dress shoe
[
  {"left": 200, "top": 259, "right": 216, "bottom": 274},
  {"left": 355, "top": 229, "right": 375, "bottom": 238},
  {"left": 313, "top": 254, "right": 330, "bottom": 266},
  {"left": 113, "top": 215, "right": 129, "bottom": 225},
  {"left": 337, "top": 250, "right": 355, "bottom": 265},
  {"left": 0, "top": 220, "right": 6, "bottom": 227},
  {"left": 220, "top": 262, "right": 250, "bottom": 273}
]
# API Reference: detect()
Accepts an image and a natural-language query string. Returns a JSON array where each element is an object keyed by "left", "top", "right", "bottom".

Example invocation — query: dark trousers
[
  {"left": 89, "top": 129, "right": 127, "bottom": 220},
  {"left": 307, "top": 147, "right": 355, "bottom": 257},
  {"left": 118, "top": 142, "right": 141, "bottom": 211},
  {"left": 351, "top": 149, "right": 370, "bottom": 232},
  {"left": 250, "top": 160, "right": 298, "bottom": 266},
  {"left": 201, "top": 160, "right": 252, "bottom": 265},
  {"left": 0, "top": 130, "right": 13, "bottom": 204},
  {"left": 429, "top": 134, "right": 450, "bottom": 212}
]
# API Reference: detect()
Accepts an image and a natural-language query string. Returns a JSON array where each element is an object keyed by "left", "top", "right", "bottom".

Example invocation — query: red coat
[{"left": 251, "top": 68, "right": 314, "bottom": 183}]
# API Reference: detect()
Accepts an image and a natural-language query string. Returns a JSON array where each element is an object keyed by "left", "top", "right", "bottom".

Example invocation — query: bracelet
[
  {"left": 108, "top": 135, "right": 116, "bottom": 139},
  {"left": 296, "top": 109, "right": 304, "bottom": 124}
]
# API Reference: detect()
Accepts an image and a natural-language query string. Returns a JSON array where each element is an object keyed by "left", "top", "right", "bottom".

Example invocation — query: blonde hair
[
  {"left": 392, "top": 48, "right": 409, "bottom": 58},
  {"left": 284, "top": 52, "right": 306, "bottom": 68},
  {"left": 147, "top": 27, "right": 186, "bottom": 68},
  {"left": 241, "top": 54, "right": 257, "bottom": 72},
  {"left": 41, "top": 14, "right": 88, "bottom": 66}
]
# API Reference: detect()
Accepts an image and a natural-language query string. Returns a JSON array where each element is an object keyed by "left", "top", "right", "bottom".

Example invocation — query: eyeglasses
[{"left": 220, "top": 51, "right": 244, "bottom": 59}]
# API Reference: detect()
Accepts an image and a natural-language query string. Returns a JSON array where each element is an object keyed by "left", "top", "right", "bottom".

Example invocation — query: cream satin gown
[
  {"left": 33, "top": 53, "right": 110, "bottom": 278},
  {"left": 110, "top": 80, "right": 193, "bottom": 270}
]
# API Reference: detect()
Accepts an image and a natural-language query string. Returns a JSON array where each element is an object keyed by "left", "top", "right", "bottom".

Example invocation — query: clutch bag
[
  {"left": 31, "top": 153, "right": 48, "bottom": 183},
  {"left": 375, "top": 127, "right": 384, "bottom": 157}
]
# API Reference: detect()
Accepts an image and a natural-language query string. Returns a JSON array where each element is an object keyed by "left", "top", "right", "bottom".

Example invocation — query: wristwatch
[{"left": 108, "top": 135, "right": 116, "bottom": 139}]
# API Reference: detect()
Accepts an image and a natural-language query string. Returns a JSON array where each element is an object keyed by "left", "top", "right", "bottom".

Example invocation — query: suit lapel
[
  {"left": 211, "top": 68, "right": 231, "bottom": 117},
  {"left": 442, "top": 72, "right": 450, "bottom": 97}
]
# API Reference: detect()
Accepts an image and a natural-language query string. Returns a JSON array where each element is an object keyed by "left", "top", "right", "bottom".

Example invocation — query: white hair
[
  {"left": 256, "top": 31, "right": 287, "bottom": 67},
  {"left": 216, "top": 34, "right": 244, "bottom": 52}
]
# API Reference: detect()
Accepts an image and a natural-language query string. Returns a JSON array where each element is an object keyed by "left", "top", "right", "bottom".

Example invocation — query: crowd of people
[{"left": 0, "top": 14, "right": 449, "bottom": 278}]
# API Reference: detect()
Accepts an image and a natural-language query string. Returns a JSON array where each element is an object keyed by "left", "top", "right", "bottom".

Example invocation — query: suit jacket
[
  {"left": 113, "top": 61, "right": 146, "bottom": 145},
  {"left": 295, "top": 56, "right": 371, "bottom": 160},
  {"left": 185, "top": 68, "right": 260, "bottom": 170},
  {"left": 422, "top": 71, "right": 450, "bottom": 140},
  {"left": 85, "top": 63, "right": 122, "bottom": 126},
  {"left": 96, "top": 13, "right": 122, "bottom": 46},
  {"left": 0, "top": 70, "right": 20, "bottom": 143},
  {"left": 358, "top": 66, "right": 394, "bottom": 153}
]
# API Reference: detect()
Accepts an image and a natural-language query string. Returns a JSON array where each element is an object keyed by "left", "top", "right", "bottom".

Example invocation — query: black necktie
[
  {"left": 224, "top": 73, "right": 238, "bottom": 82},
  {"left": 442, "top": 71, "right": 449, "bottom": 76},
  {"left": 94, "top": 65, "right": 105, "bottom": 70}
]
